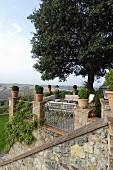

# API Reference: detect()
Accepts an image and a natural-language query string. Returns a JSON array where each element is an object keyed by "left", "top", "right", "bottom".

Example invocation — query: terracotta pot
[
  {"left": 12, "top": 91, "right": 19, "bottom": 98},
  {"left": 35, "top": 94, "right": 43, "bottom": 102},
  {"left": 105, "top": 91, "right": 113, "bottom": 113},
  {"left": 78, "top": 99, "right": 89, "bottom": 108}
]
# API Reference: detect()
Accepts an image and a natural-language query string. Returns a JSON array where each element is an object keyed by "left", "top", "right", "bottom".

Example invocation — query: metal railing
[{"left": 45, "top": 105, "right": 74, "bottom": 132}]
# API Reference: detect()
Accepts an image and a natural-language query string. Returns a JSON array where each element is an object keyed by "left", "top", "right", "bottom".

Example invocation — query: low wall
[
  {"left": 0, "top": 118, "right": 109, "bottom": 170},
  {"left": 9, "top": 127, "right": 62, "bottom": 158}
]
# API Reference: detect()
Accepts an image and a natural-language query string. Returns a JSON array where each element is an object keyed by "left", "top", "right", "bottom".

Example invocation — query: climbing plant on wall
[{"left": 5, "top": 99, "right": 43, "bottom": 150}]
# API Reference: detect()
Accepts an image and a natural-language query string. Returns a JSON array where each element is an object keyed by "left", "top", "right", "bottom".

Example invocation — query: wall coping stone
[
  {"left": 47, "top": 126, "right": 69, "bottom": 136},
  {"left": 0, "top": 118, "right": 108, "bottom": 167}
]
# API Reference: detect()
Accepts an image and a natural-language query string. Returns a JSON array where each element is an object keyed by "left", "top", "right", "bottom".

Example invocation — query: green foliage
[
  {"left": 53, "top": 90, "right": 71, "bottom": 99},
  {"left": 44, "top": 91, "right": 53, "bottom": 97},
  {"left": 0, "top": 105, "right": 9, "bottom": 114},
  {"left": 0, "top": 114, "right": 9, "bottom": 154},
  {"left": 35, "top": 85, "right": 43, "bottom": 94},
  {"left": 28, "top": 0, "right": 113, "bottom": 92},
  {"left": 60, "top": 90, "right": 72, "bottom": 99},
  {"left": 12, "top": 85, "right": 19, "bottom": 91},
  {"left": 73, "top": 85, "right": 77, "bottom": 90},
  {"left": 5, "top": 113, "right": 39, "bottom": 147},
  {"left": 78, "top": 88, "right": 89, "bottom": 99},
  {"left": 0, "top": 99, "right": 8, "bottom": 106},
  {"left": 21, "top": 94, "right": 34, "bottom": 102},
  {"left": 54, "top": 89, "right": 60, "bottom": 99},
  {"left": 14, "top": 99, "right": 32, "bottom": 118},
  {"left": 105, "top": 69, "right": 113, "bottom": 91},
  {"left": 0, "top": 99, "right": 9, "bottom": 114},
  {"left": 48, "top": 84, "right": 51, "bottom": 88},
  {"left": 93, "top": 89, "right": 104, "bottom": 117},
  {"left": 5, "top": 99, "right": 43, "bottom": 149},
  {"left": 47, "top": 111, "right": 72, "bottom": 126}
]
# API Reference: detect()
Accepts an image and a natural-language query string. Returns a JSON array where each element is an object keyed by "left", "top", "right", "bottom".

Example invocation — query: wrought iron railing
[{"left": 45, "top": 105, "right": 74, "bottom": 132}]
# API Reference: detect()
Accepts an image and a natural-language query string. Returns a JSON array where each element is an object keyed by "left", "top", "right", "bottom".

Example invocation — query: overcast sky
[{"left": 0, "top": 0, "right": 104, "bottom": 87}]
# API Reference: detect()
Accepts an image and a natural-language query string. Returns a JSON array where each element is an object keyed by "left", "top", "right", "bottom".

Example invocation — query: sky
[{"left": 0, "top": 0, "right": 104, "bottom": 87}]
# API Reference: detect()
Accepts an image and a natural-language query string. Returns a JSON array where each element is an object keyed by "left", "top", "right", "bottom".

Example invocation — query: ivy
[
  {"left": 5, "top": 99, "right": 43, "bottom": 150},
  {"left": 14, "top": 99, "right": 33, "bottom": 118}
]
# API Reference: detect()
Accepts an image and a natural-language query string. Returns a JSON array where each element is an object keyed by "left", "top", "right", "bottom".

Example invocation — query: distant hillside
[
  {"left": 0, "top": 84, "right": 34, "bottom": 99},
  {"left": 0, "top": 83, "right": 75, "bottom": 99}
]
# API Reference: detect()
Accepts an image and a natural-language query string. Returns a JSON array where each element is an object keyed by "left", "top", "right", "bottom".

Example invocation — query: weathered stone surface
[
  {"left": 88, "top": 135, "right": 99, "bottom": 142},
  {"left": 9, "top": 128, "right": 61, "bottom": 157},
  {"left": 0, "top": 122, "right": 109, "bottom": 170},
  {"left": 85, "top": 165, "right": 97, "bottom": 170},
  {"left": 83, "top": 143, "right": 93, "bottom": 153},
  {"left": 50, "top": 152, "right": 59, "bottom": 161},
  {"left": 71, "top": 145, "right": 85, "bottom": 158}
]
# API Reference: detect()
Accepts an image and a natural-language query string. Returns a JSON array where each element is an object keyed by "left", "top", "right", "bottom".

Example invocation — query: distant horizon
[{"left": 0, "top": 82, "right": 103, "bottom": 89}]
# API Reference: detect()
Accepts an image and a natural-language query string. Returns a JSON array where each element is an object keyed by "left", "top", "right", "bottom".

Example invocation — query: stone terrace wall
[
  {"left": 9, "top": 127, "right": 62, "bottom": 157},
  {"left": 0, "top": 119, "right": 108, "bottom": 170}
]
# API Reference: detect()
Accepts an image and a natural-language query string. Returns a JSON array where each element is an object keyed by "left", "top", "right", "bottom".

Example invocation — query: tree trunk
[{"left": 87, "top": 73, "right": 95, "bottom": 93}]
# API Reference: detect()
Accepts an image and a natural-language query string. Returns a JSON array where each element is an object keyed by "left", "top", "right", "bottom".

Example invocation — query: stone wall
[
  {"left": 0, "top": 119, "right": 109, "bottom": 170},
  {"left": 8, "top": 127, "right": 61, "bottom": 158},
  {"left": 2, "top": 97, "right": 112, "bottom": 169}
]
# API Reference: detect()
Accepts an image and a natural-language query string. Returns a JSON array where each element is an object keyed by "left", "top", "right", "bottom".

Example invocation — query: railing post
[
  {"left": 107, "top": 115, "right": 113, "bottom": 170},
  {"left": 32, "top": 101, "right": 45, "bottom": 121},
  {"left": 8, "top": 97, "right": 20, "bottom": 119},
  {"left": 100, "top": 98, "right": 109, "bottom": 118},
  {"left": 73, "top": 108, "right": 93, "bottom": 129}
]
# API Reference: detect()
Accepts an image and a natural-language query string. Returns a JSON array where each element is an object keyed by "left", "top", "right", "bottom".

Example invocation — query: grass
[{"left": 0, "top": 114, "right": 9, "bottom": 154}]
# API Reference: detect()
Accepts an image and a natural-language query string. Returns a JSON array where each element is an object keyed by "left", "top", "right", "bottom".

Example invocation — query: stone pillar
[
  {"left": 9, "top": 97, "right": 20, "bottom": 119},
  {"left": 32, "top": 101, "right": 45, "bottom": 121},
  {"left": 107, "top": 115, "right": 113, "bottom": 170},
  {"left": 74, "top": 108, "right": 93, "bottom": 129},
  {"left": 100, "top": 98, "right": 109, "bottom": 118}
]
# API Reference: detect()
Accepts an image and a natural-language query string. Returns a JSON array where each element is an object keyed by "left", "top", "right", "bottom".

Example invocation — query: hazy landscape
[{"left": 0, "top": 83, "right": 75, "bottom": 99}]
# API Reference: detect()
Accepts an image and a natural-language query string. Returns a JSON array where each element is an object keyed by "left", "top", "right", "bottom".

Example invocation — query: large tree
[{"left": 28, "top": 0, "right": 113, "bottom": 91}]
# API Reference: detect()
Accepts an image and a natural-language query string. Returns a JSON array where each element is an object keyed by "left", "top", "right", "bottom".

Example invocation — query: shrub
[
  {"left": 105, "top": 69, "right": 113, "bottom": 90},
  {"left": 54, "top": 89, "right": 60, "bottom": 98},
  {"left": 21, "top": 94, "right": 34, "bottom": 102},
  {"left": 35, "top": 85, "right": 43, "bottom": 94},
  {"left": 44, "top": 91, "right": 53, "bottom": 97},
  {"left": 0, "top": 99, "right": 9, "bottom": 114},
  {"left": 78, "top": 88, "right": 89, "bottom": 99},
  {"left": 48, "top": 84, "right": 51, "bottom": 88},
  {"left": 12, "top": 85, "right": 19, "bottom": 91},
  {"left": 0, "top": 105, "right": 9, "bottom": 114},
  {"left": 14, "top": 99, "right": 32, "bottom": 117},
  {"left": 93, "top": 89, "right": 104, "bottom": 117}
]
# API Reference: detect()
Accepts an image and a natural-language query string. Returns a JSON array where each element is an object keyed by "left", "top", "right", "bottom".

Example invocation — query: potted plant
[
  {"left": 105, "top": 69, "right": 113, "bottom": 113},
  {"left": 72, "top": 85, "right": 78, "bottom": 95},
  {"left": 48, "top": 84, "right": 51, "bottom": 93},
  {"left": 12, "top": 85, "right": 19, "bottom": 98},
  {"left": 35, "top": 85, "right": 44, "bottom": 102},
  {"left": 78, "top": 88, "right": 89, "bottom": 108}
]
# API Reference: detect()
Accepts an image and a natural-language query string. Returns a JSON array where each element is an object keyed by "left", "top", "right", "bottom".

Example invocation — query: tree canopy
[{"left": 28, "top": 0, "right": 113, "bottom": 91}]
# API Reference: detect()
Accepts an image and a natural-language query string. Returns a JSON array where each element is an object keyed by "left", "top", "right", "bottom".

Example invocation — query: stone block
[
  {"left": 50, "top": 152, "right": 59, "bottom": 161},
  {"left": 71, "top": 144, "right": 85, "bottom": 158},
  {"left": 85, "top": 165, "right": 97, "bottom": 170},
  {"left": 83, "top": 143, "right": 93, "bottom": 153}
]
